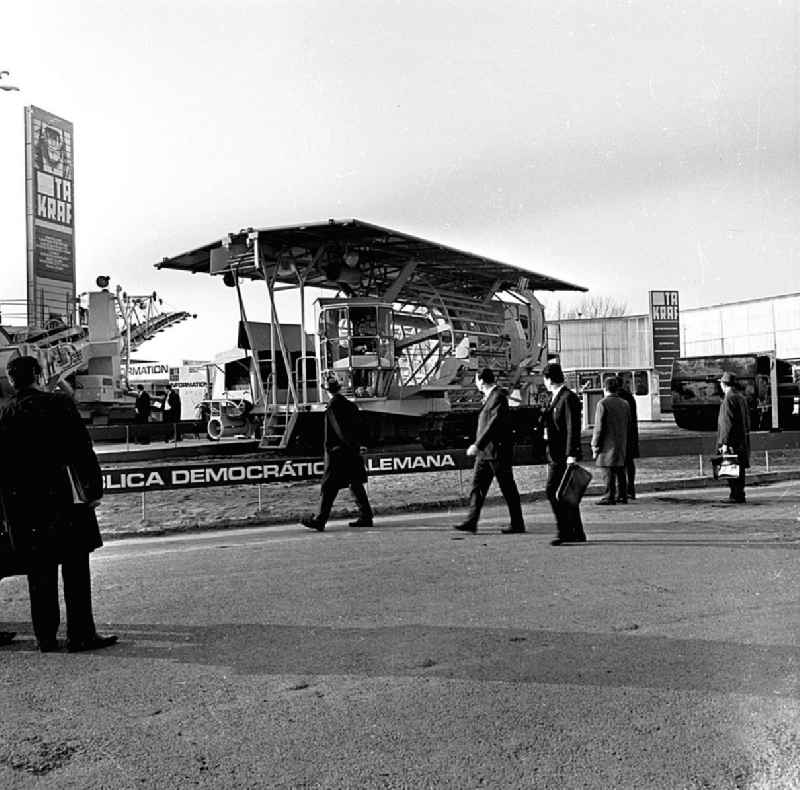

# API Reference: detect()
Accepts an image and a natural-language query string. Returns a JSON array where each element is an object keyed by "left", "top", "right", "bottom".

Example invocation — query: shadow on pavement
[{"left": 1, "top": 620, "right": 797, "bottom": 699}]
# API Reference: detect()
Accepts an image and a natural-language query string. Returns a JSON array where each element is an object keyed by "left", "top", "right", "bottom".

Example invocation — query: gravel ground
[{"left": 96, "top": 450, "right": 800, "bottom": 536}]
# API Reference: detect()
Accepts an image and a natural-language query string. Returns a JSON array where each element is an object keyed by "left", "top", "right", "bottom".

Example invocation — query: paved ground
[{"left": 1, "top": 481, "right": 799, "bottom": 788}]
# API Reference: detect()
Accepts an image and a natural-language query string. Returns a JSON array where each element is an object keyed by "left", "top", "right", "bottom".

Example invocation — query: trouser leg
[
  {"left": 626, "top": 459, "right": 636, "bottom": 496},
  {"left": 349, "top": 481, "right": 373, "bottom": 521},
  {"left": 603, "top": 468, "right": 616, "bottom": 502},
  {"left": 465, "top": 459, "right": 494, "bottom": 527},
  {"left": 728, "top": 469, "right": 746, "bottom": 502},
  {"left": 494, "top": 463, "right": 524, "bottom": 529},
  {"left": 27, "top": 561, "right": 60, "bottom": 645},
  {"left": 546, "top": 462, "right": 568, "bottom": 538},
  {"left": 616, "top": 467, "right": 628, "bottom": 502},
  {"left": 62, "top": 553, "right": 96, "bottom": 644},
  {"left": 317, "top": 481, "right": 339, "bottom": 525}
]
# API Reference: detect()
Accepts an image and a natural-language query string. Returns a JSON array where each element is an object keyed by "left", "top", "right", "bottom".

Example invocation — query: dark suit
[
  {"left": 317, "top": 392, "right": 372, "bottom": 526},
  {"left": 0, "top": 387, "right": 104, "bottom": 646},
  {"left": 592, "top": 393, "right": 631, "bottom": 503},
  {"left": 463, "top": 387, "right": 524, "bottom": 531},
  {"left": 717, "top": 389, "right": 751, "bottom": 502},
  {"left": 135, "top": 390, "right": 151, "bottom": 423},
  {"left": 544, "top": 386, "right": 585, "bottom": 540},
  {"left": 617, "top": 388, "right": 639, "bottom": 497},
  {"left": 163, "top": 388, "right": 182, "bottom": 441}
]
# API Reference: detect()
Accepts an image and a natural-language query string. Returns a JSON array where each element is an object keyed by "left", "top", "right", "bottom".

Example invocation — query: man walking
[
  {"left": 542, "top": 362, "right": 586, "bottom": 545},
  {"left": 717, "top": 371, "right": 750, "bottom": 503},
  {"left": 616, "top": 373, "right": 640, "bottom": 499},
  {"left": 301, "top": 378, "right": 373, "bottom": 531},
  {"left": 454, "top": 368, "right": 525, "bottom": 535},
  {"left": 591, "top": 376, "right": 631, "bottom": 505},
  {"left": 0, "top": 356, "right": 117, "bottom": 652}
]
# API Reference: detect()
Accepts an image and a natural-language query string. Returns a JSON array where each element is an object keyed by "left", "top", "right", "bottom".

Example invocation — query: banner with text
[
  {"left": 650, "top": 290, "right": 680, "bottom": 412},
  {"left": 25, "top": 106, "right": 76, "bottom": 326}
]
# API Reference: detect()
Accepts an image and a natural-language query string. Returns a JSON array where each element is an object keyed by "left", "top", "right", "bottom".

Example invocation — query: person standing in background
[
  {"left": 616, "top": 373, "right": 640, "bottom": 499},
  {"left": 717, "top": 371, "right": 751, "bottom": 503},
  {"left": 542, "top": 362, "right": 586, "bottom": 545},
  {"left": 591, "top": 376, "right": 630, "bottom": 505},
  {"left": 163, "top": 383, "right": 182, "bottom": 442}
]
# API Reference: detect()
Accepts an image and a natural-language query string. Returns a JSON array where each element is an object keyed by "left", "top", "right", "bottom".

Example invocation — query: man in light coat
[
  {"left": 591, "top": 376, "right": 631, "bottom": 505},
  {"left": 717, "top": 371, "right": 751, "bottom": 503}
]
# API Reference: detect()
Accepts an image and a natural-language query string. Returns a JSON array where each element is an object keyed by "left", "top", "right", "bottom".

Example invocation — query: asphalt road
[{"left": 1, "top": 481, "right": 799, "bottom": 789}]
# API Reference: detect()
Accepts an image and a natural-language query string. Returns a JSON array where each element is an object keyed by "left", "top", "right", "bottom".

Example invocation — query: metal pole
[
  {"left": 765, "top": 450, "right": 770, "bottom": 473},
  {"left": 457, "top": 467, "right": 464, "bottom": 496},
  {"left": 141, "top": 492, "right": 146, "bottom": 521},
  {"left": 125, "top": 424, "right": 130, "bottom": 453},
  {"left": 698, "top": 453, "right": 703, "bottom": 477},
  {"left": 257, "top": 484, "right": 262, "bottom": 512},
  {"left": 299, "top": 280, "right": 307, "bottom": 405}
]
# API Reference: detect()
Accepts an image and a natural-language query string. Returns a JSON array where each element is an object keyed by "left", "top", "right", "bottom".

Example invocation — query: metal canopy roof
[{"left": 155, "top": 218, "right": 586, "bottom": 298}]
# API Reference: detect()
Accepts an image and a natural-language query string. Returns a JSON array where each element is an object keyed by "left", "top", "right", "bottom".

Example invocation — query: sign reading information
[
  {"left": 649, "top": 290, "right": 680, "bottom": 413},
  {"left": 25, "top": 106, "right": 76, "bottom": 326}
]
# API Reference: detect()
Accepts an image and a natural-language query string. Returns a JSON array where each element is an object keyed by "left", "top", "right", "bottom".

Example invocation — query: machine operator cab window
[{"left": 318, "top": 300, "right": 394, "bottom": 398}]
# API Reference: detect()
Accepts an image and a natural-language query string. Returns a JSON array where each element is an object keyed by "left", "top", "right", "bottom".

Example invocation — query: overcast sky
[{"left": 1, "top": 0, "right": 798, "bottom": 363}]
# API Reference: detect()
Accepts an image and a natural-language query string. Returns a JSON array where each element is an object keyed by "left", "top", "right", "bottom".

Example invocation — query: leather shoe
[
  {"left": 453, "top": 522, "right": 477, "bottom": 534},
  {"left": 300, "top": 516, "right": 325, "bottom": 531},
  {"left": 348, "top": 519, "right": 374, "bottom": 528},
  {"left": 596, "top": 498, "right": 615, "bottom": 505},
  {"left": 500, "top": 526, "right": 526, "bottom": 534},
  {"left": 66, "top": 633, "right": 118, "bottom": 653},
  {"left": 618, "top": 499, "right": 628, "bottom": 505},
  {"left": 37, "top": 638, "right": 60, "bottom": 653},
  {"left": 0, "top": 631, "right": 15, "bottom": 646}
]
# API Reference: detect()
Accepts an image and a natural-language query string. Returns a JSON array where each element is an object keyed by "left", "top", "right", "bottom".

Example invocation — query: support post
[
  {"left": 141, "top": 492, "right": 146, "bottom": 521},
  {"left": 125, "top": 425, "right": 130, "bottom": 453},
  {"left": 698, "top": 453, "right": 703, "bottom": 477},
  {"left": 765, "top": 450, "right": 770, "bottom": 473},
  {"left": 299, "top": 279, "right": 307, "bottom": 405},
  {"left": 257, "top": 484, "right": 263, "bottom": 512},
  {"left": 457, "top": 467, "right": 464, "bottom": 497}
]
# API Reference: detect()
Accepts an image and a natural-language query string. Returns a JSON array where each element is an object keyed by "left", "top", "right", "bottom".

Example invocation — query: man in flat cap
[{"left": 717, "top": 371, "right": 751, "bottom": 503}]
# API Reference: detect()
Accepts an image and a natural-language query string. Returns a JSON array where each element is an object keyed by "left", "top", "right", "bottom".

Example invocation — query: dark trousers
[
  {"left": 26, "top": 552, "right": 96, "bottom": 645},
  {"left": 603, "top": 467, "right": 628, "bottom": 503},
  {"left": 464, "top": 458, "right": 524, "bottom": 530},
  {"left": 317, "top": 480, "right": 373, "bottom": 526},
  {"left": 727, "top": 469, "right": 746, "bottom": 502},
  {"left": 626, "top": 459, "right": 636, "bottom": 497},
  {"left": 546, "top": 462, "right": 585, "bottom": 540}
]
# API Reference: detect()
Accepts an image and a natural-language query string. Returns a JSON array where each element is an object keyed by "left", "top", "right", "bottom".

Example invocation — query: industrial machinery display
[
  {"left": 671, "top": 352, "right": 800, "bottom": 431},
  {"left": 156, "top": 219, "right": 586, "bottom": 451},
  {"left": 0, "top": 283, "right": 193, "bottom": 422}
]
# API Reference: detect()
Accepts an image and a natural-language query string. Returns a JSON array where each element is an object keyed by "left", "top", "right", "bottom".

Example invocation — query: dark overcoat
[
  {"left": 591, "top": 393, "right": 630, "bottom": 468},
  {"left": 135, "top": 390, "right": 152, "bottom": 420},
  {"left": 544, "top": 386, "right": 583, "bottom": 464},
  {"left": 0, "top": 387, "right": 103, "bottom": 576},
  {"left": 474, "top": 387, "right": 514, "bottom": 464},
  {"left": 322, "top": 392, "right": 367, "bottom": 489},
  {"left": 164, "top": 389, "right": 181, "bottom": 423},
  {"left": 717, "top": 389, "right": 751, "bottom": 469},
  {"left": 617, "top": 388, "right": 640, "bottom": 459}
]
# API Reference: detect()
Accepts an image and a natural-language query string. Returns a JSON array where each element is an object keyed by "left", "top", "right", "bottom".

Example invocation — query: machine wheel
[{"left": 207, "top": 417, "right": 223, "bottom": 441}]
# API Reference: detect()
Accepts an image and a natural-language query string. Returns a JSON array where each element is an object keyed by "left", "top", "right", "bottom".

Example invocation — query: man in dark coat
[
  {"left": 717, "top": 371, "right": 751, "bottom": 503},
  {"left": 591, "top": 376, "right": 631, "bottom": 505},
  {"left": 616, "top": 372, "right": 640, "bottom": 499},
  {"left": 0, "top": 356, "right": 117, "bottom": 652},
  {"left": 542, "top": 362, "right": 586, "bottom": 545},
  {"left": 134, "top": 384, "right": 151, "bottom": 444},
  {"left": 163, "top": 383, "right": 182, "bottom": 442},
  {"left": 301, "top": 378, "right": 373, "bottom": 531},
  {"left": 454, "top": 368, "right": 525, "bottom": 535}
]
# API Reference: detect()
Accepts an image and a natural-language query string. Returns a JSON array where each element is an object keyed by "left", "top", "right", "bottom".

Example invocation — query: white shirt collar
[{"left": 482, "top": 383, "right": 497, "bottom": 403}]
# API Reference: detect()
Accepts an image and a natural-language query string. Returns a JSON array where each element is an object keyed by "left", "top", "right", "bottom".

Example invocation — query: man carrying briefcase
[{"left": 542, "top": 362, "right": 587, "bottom": 545}]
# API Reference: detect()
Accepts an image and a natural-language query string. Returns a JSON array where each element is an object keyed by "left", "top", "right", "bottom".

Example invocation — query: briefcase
[
  {"left": 556, "top": 464, "right": 593, "bottom": 507},
  {"left": 711, "top": 454, "right": 740, "bottom": 479}
]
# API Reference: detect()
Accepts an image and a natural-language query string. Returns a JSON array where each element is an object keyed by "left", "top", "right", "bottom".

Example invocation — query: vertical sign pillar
[
  {"left": 649, "top": 290, "right": 680, "bottom": 414},
  {"left": 25, "top": 106, "right": 76, "bottom": 327}
]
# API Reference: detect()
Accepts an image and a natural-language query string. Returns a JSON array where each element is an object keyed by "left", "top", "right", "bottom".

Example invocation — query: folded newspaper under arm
[
  {"left": 556, "top": 463, "right": 593, "bottom": 507},
  {"left": 711, "top": 454, "right": 740, "bottom": 479}
]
